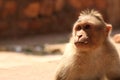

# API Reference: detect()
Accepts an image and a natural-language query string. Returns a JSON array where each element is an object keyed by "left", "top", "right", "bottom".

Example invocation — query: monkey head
[{"left": 72, "top": 10, "right": 112, "bottom": 51}]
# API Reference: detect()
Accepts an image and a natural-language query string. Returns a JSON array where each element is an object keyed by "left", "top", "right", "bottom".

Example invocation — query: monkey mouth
[
  {"left": 74, "top": 41, "right": 88, "bottom": 45},
  {"left": 74, "top": 37, "right": 89, "bottom": 46}
]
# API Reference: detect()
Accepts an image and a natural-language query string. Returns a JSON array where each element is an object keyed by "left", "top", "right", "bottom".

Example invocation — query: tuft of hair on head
[{"left": 79, "top": 9, "right": 104, "bottom": 22}]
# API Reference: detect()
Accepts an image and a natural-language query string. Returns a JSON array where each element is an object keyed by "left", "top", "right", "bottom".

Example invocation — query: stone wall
[
  {"left": 0, "top": 0, "right": 119, "bottom": 38},
  {"left": 107, "top": 0, "right": 120, "bottom": 30}
]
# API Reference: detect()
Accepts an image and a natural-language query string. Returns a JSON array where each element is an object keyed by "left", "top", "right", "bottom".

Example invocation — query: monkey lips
[{"left": 74, "top": 37, "right": 89, "bottom": 46}]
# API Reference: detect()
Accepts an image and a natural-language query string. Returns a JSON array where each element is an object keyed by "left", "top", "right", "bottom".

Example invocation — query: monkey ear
[
  {"left": 105, "top": 24, "right": 112, "bottom": 36},
  {"left": 106, "top": 24, "right": 112, "bottom": 30}
]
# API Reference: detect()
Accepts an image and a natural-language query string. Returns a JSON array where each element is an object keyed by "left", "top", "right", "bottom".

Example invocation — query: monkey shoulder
[{"left": 55, "top": 55, "right": 74, "bottom": 80}]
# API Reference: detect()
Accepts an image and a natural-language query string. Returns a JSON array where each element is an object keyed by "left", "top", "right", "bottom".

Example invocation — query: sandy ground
[{"left": 0, "top": 52, "right": 62, "bottom": 80}]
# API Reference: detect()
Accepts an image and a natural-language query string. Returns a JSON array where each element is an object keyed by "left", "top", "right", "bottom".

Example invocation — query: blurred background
[
  {"left": 0, "top": 0, "right": 119, "bottom": 55},
  {"left": 0, "top": 0, "right": 120, "bottom": 80}
]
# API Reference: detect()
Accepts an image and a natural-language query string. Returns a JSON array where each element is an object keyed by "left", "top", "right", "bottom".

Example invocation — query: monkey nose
[{"left": 77, "top": 35, "right": 82, "bottom": 38}]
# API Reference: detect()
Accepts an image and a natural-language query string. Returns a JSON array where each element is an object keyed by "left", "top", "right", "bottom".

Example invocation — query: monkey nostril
[{"left": 78, "top": 35, "right": 82, "bottom": 38}]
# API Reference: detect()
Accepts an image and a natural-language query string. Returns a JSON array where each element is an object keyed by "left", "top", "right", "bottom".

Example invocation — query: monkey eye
[
  {"left": 84, "top": 24, "right": 91, "bottom": 30},
  {"left": 76, "top": 25, "right": 81, "bottom": 30}
]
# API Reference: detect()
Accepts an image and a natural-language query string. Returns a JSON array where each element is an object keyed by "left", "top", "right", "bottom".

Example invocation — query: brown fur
[{"left": 55, "top": 10, "right": 120, "bottom": 80}]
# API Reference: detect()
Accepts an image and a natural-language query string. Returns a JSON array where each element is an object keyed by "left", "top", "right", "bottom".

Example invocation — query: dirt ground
[{"left": 0, "top": 52, "right": 62, "bottom": 80}]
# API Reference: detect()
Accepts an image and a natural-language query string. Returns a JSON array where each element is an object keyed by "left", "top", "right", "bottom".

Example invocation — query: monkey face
[
  {"left": 72, "top": 16, "right": 106, "bottom": 50},
  {"left": 73, "top": 23, "right": 92, "bottom": 50}
]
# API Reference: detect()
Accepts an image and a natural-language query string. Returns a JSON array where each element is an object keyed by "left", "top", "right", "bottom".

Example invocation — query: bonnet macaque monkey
[{"left": 55, "top": 10, "right": 120, "bottom": 80}]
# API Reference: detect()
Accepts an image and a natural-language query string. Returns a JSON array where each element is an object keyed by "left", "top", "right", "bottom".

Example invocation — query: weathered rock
[
  {"left": 68, "top": 0, "right": 83, "bottom": 9},
  {"left": 95, "top": 0, "right": 107, "bottom": 9},
  {"left": 54, "top": 0, "right": 64, "bottom": 12},
  {"left": 2, "top": 1, "right": 17, "bottom": 19},
  {"left": 23, "top": 2, "right": 40, "bottom": 18},
  {"left": 39, "top": 0, "right": 54, "bottom": 16},
  {"left": 0, "top": 0, "right": 3, "bottom": 8},
  {"left": 0, "top": 0, "right": 119, "bottom": 38},
  {"left": 107, "top": 0, "right": 120, "bottom": 29}
]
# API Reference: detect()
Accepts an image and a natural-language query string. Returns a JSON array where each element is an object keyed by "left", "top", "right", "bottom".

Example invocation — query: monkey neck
[
  {"left": 74, "top": 45, "right": 101, "bottom": 54},
  {"left": 102, "top": 37, "right": 118, "bottom": 53},
  {"left": 74, "top": 46, "right": 102, "bottom": 57}
]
